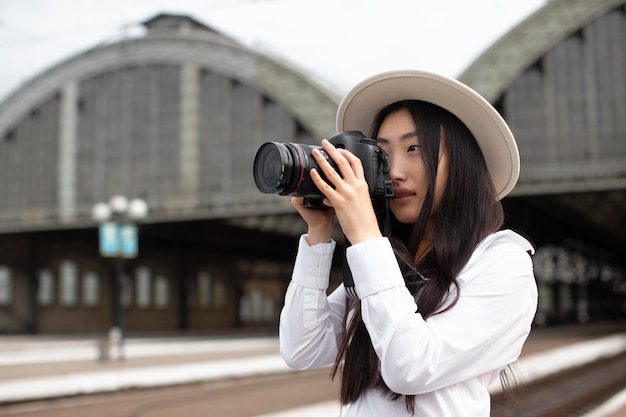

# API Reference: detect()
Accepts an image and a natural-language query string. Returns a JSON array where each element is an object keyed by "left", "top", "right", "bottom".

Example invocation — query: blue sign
[
  {"left": 99, "top": 222, "right": 119, "bottom": 257},
  {"left": 99, "top": 222, "right": 138, "bottom": 258},
  {"left": 119, "top": 223, "right": 138, "bottom": 258}
]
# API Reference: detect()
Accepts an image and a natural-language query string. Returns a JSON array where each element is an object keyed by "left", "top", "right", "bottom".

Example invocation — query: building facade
[
  {"left": 1, "top": 1, "right": 625, "bottom": 334},
  {"left": 0, "top": 14, "right": 340, "bottom": 334}
]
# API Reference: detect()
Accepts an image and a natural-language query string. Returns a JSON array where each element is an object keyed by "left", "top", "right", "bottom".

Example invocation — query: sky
[{"left": 0, "top": 0, "right": 547, "bottom": 101}]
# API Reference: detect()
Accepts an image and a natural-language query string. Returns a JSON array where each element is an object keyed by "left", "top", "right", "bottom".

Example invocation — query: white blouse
[{"left": 279, "top": 230, "right": 538, "bottom": 417}]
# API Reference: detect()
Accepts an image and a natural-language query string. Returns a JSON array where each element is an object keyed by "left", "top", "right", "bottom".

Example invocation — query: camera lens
[
  {"left": 253, "top": 142, "right": 294, "bottom": 194},
  {"left": 253, "top": 141, "right": 327, "bottom": 197}
]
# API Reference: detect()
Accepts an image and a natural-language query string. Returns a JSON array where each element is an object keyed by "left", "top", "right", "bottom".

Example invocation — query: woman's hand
[
  {"left": 291, "top": 197, "right": 335, "bottom": 245},
  {"left": 309, "top": 139, "right": 382, "bottom": 245}
]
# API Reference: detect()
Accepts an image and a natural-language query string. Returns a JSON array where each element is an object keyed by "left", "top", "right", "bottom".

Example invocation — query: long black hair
[{"left": 331, "top": 100, "right": 504, "bottom": 413}]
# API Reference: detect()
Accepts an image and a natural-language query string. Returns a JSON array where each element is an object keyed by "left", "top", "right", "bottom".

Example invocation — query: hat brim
[{"left": 336, "top": 70, "right": 519, "bottom": 200}]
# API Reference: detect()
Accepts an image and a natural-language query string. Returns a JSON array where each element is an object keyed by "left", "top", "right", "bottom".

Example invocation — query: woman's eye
[{"left": 408, "top": 145, "right": 421, "bottom": 153}]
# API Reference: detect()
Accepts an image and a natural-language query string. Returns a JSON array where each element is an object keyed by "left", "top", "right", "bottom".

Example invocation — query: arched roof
[
  {"left": 460, "top": 0, "right": 626, "bottom": 250},
  {"left": 0, "top": 16, "right": 339, "bottom": 143},
  {"left": 459, "top": 0, "right": 626, "bottom": 194},
  {"left": 0, "top": 15, "right": 341, "bottom": 233},
  {"left": 460, "top": 0, "right": 626, "bottom": 102}
]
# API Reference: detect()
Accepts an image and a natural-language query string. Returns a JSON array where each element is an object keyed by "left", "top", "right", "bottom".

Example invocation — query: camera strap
[
  {"left": 380, "top": 152, "right": 394, "bottom": 237},
  {"left": 342, "top": 248, "right": 359, "bottom": 299}
]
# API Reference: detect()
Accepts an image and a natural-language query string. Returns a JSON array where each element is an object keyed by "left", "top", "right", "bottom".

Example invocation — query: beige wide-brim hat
[{"left": 336, "top": 69, "right": 520, "bottom": 200}]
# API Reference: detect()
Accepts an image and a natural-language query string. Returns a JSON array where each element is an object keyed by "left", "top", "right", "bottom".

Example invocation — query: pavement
[
  {"left": 0, "top": 333, "right": 288, "bottom": 403},
  {"left": 1, "top": 322, "right": 626, "bottom": 417}
]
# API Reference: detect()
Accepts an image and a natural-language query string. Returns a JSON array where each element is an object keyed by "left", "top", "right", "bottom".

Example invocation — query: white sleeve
[
  {"left": 279, "top": 235, "right": 347, "bottom": 370},
  {"left": 346, "top": 235, "right": 537, "bottom": 395}
]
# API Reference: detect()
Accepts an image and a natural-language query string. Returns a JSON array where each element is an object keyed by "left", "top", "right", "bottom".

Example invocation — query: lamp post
[{"left": 92, "top": 195, "right": 148, "bottom": 360}]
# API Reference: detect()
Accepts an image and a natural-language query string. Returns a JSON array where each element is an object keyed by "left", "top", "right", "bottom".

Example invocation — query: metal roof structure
[
  {"left": 0, "top": 15, "right": 340, "bottom": 233},
  {"left": 460, "top": 0, "right": 626, "bottom": 102},
  {"left": 460, "top": 0, "right": 626, "bottom": 251}
]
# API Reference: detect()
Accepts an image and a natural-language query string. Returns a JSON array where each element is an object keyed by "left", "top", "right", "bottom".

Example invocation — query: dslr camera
[{"left": 253, "top": 131, "right": 393, "bottom": 208}]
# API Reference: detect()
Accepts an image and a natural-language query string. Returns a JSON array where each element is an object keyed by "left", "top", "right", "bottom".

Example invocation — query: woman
[{"left": 279, "top": 70, "right": 537, "bottom": 416}]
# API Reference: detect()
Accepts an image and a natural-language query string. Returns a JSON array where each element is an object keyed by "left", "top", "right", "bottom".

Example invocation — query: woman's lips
[{"left": 392, "top": 188, "right": 416, "bottom": 202}]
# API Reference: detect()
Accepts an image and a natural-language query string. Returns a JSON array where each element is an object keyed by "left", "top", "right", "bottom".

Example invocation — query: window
[
  {"left": 154, "top": 275, "right": 169, "bottom": 309},
  {"left": 59, "top": 260, "right": 78, "bottom": 306},
  {"left": 197, "top": 271, "right": 212, "bottom": 308},
  {"left": 214, "top": 279, "right": 226, "bottom": 309},
  {"left": 136, "top": 266, "right": 151, "bottom": 308},
  {"left": 121, "top": 273, "right": 133, "bottom": 308},
  {"left": 239, "top": 288, "right": 275, "bottom": 324},
  {"left": 37, "top": 269, "right": 55, "bottom": 306},
  {"left": 0, "top": 266, "right": 12, "bottom": 306},
  {"left": 82, "top": 271, "right": 100, "bottom": 307}
]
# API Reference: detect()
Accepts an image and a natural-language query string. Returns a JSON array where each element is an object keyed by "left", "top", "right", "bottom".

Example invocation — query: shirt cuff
[
  {"left": 291, "top": 235, "right": 336, "bottom": 290},
  {"left": 346, "top": 237, "right": 405, "bottom": 298}
]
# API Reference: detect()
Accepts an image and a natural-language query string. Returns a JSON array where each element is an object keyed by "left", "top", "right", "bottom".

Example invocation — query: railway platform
[{"left": 0, "top": 320, "right": 625, "bottom": 416}]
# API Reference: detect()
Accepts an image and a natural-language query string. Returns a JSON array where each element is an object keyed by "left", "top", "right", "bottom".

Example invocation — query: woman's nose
[{"left": 389, "top": 158, "right": 407, "bottom": 183}]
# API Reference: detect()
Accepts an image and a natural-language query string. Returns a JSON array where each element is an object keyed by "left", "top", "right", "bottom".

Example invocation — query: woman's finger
[
  {"left": 311, "top": 148, "right": 343, "bottom": 187},
  {"left": 320, "top": 140, "right": 360, "bottom": 182},
  {"left": 336, "top": 148, "right": 365, "bottom": 179},
  {"left": 310, "top": 167, "right": 337, "bottom": 201},
  {"left": 313, "top": 140, "right": 366, "bottom": 188}
]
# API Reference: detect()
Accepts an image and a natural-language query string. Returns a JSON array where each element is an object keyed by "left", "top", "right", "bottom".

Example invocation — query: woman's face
[{"left": 375, "top": 108, "right": 449, "bottom": 227}]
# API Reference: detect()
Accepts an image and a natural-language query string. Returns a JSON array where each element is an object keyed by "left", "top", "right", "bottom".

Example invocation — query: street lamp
[{"left": 92, "top": 195, "right": 148, "bottom": 360}]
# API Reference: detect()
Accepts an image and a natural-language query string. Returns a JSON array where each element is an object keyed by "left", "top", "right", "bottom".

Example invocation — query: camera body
[{"left": 253, "top": 131, "right": 393, "bottom": 206}]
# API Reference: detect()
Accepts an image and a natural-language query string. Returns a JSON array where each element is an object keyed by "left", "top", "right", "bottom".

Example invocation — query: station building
[{"left": 0, "top": 0, "right": 624, "bottom": 334}]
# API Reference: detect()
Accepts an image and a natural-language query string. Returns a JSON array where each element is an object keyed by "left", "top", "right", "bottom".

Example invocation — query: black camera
[{"left": 253, "top": 131, "right": 393, "bottom": 207}]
